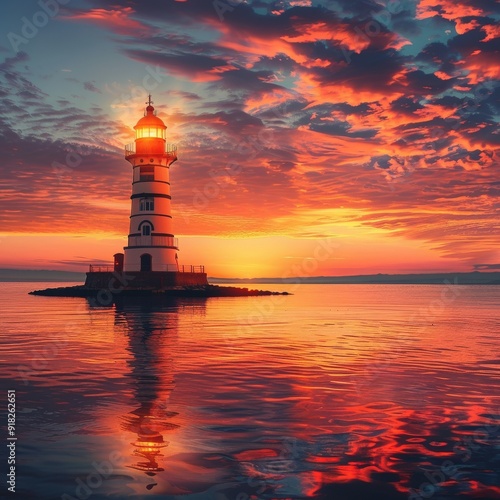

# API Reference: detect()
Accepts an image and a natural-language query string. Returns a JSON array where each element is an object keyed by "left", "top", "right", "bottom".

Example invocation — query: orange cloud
[
  {"left": 416, "top": 0, "right": 484, "bottom": 21},
  {"left": 63, "top": 7, "right": 152, "bottom": 35},
  {"left": 281, "top": 21, "right": 371, "bottom": 54}
]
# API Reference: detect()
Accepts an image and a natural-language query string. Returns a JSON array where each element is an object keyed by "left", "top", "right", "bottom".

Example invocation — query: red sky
[{"left": 0, "top": 0, "right": 498, "bottom": 277}]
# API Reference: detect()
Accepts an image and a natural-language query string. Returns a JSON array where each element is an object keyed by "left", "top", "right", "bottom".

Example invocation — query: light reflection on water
[{"left": 1, "top": 282, "right": 499, "bottom": 499}]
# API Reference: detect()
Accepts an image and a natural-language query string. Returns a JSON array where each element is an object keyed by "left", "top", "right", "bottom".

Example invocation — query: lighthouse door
[{"left": 140, "top": 253, "right": 152, "bottom": 272}]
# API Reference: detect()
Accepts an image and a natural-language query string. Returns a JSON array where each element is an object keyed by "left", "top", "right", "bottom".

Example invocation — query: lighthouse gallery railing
[
  {"left": 125, "top": 143, "right": 177, "bottom": 158},
  {"left": 127, "top": 235, "right": 178, "bottom": 248}
]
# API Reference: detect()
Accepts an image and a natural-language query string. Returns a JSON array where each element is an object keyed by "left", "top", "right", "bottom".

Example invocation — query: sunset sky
[{"left": 0, "top": 0, "right": 498, "bottom": 278}]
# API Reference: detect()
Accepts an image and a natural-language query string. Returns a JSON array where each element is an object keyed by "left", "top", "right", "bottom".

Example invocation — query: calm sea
[{"left": 1, "top": 282, "right": 499, "bottom": 500}]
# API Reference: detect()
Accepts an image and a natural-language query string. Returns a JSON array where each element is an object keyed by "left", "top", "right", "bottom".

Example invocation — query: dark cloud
[
  {"left": 267, "top": 159, "right": 295, "bottom": 172},
  {"left": 123, "top": 49, "right": 230, "bottom": 78},
  {"left": 449, "top": 27, "right": 488, "bottom": 52},
  {"left": 390, "top": 6, "right": 421, "bottom": 35},
  {"left": 430, "top": 95, "right": 463, "bottom": 108},
  {"left": 474, "top": 263, "right": 500, "bottom": 270},
  {"left": 313, "top": 47, "right": 407, "bottom": 91},
  {"left": 333, "top": 102, "right": 375, "bottom": 115},
  {"left": 328, "top": 0, "right": 384, "bottom": 18},
  {"left": 405, "top": 69, "right": 456, "bottom": 94},
  {"left": 368, "top": 155, "right": 393, "bottom": 170},
  {"left": 309, "top": 120, "right": 378, "bottom": 139},
  {"left": 211, "top": 67, "right": 286, "bottom": 96},
  {"left": 167, "top": 90, "right": 202, "bottom": 101},
  {"left": 416, "top": 42, "right": 461, "bottom": 74},
  {"left": 257, "top": 98, "right": 310, "bottom": 124},
  {"left": 85, "top": 0, "right": 218, "bottom": 25},
  {"left": 289, "top": 101, "right": 379, "bottom": 139},
  {"left": 252, "top": 54, "right": 298, "bottom": 74},
  {"left": 178, "top": 109, "right": 264, "bottom": 135},
  {"left": 214, "top": 4, "right": 336, "bottom": 38},
  {"left": 83, "top": 81, "right": 102, "bottom": 94},
  {"left": 390, "top": 96, "right": 424, "bottom": 114}
]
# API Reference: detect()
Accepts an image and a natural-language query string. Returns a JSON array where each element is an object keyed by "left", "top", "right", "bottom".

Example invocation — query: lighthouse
[
  {"left": 82, "top": 96, "right": 208, "bottom": 292},
  {"left": 123, "top": 96, "right": 178, "bottom": 273},
  {"left": 32, "top": 97, "right": 286, "bottom": 297}
]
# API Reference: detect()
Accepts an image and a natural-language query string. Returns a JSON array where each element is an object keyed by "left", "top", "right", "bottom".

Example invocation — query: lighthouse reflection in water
[{"left": 115, "top": 297, "right": 202, "bottom": 489}]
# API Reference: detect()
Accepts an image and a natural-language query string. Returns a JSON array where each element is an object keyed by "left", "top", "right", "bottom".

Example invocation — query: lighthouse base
[
  {"left": 30, "top": 270, "right": 290, "bottom": 300},
  {"left": 29, "top": 281, "right": 289, "bottom": 301},
  {"left": 84, "top": 270, "right": 208, "bottom": 290}
]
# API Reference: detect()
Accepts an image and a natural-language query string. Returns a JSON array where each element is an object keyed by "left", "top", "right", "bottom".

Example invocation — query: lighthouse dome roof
[{"left": 134, "top": 105, "right": 167, "bottom": 130}]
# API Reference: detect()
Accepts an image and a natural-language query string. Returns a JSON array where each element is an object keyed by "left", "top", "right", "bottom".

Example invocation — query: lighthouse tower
[
  {"left": 83, "top": 96, "right": 207, "bottom": 293},
  {"left": 123, "top": 96, "right": 179, "bottom": 273}
]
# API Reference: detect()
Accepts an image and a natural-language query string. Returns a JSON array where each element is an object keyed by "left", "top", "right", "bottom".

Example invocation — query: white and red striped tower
[{"left": 123, "top": 96, "right": 179, "bottom": 272}]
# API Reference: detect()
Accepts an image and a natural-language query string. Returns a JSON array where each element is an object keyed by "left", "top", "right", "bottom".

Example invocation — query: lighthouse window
[
  {"left": 139, "top": 165, "right": 154, "bottom": 181},
  {"left": 142, "top": 224, "right": 152, "bottom": 236},
  {"left": 136, "top": 128, "right": 165, "bottom": 139},
  {"left": 140, "top": 198, "right": 154, "bottom": 211}
]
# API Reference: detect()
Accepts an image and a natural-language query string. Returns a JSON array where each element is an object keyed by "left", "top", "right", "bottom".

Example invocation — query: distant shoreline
[
  {"left": 0, "top": 269, "right": 86, "bottom": 282},
  {"left": 210, "top": 272, "right": 500, "bottom": 285},
  {"left": 1, "top": 269, "right": 499, "bottom": 285}
]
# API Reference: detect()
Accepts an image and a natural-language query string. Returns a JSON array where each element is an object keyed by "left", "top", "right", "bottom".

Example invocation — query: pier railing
[
  {"left": 88, "top": 265, "right": 114, "bottom": 272},
  {"left": 157, "top": 265, "right": 205, "bottom": 273},
  {"left": 88, "top": 264, "right": 205, "bottom": 273}
]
